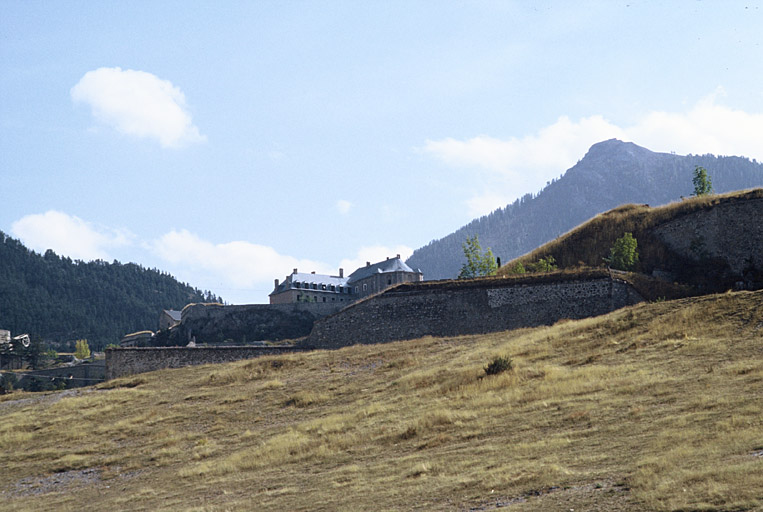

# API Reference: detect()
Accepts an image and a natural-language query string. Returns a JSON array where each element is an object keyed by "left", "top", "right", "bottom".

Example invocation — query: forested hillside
[
  {"left": 407, "top": 139, "right": 763, "bottom": 280},
  {"left": 0, "top": 231, "right": 220, "bottom": 350}
]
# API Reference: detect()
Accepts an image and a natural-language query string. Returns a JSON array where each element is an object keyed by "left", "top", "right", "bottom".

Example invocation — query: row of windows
[
  {"left": 296, "top": 295, "right": 348, "bottom": 303},
  {"left": 293, "top": 281, "right": 351, "bottom": 293}
]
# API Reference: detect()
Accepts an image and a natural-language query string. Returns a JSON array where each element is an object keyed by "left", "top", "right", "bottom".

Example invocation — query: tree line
[{"left": 0, "top": 231, "right": 220, "bottom": 350}]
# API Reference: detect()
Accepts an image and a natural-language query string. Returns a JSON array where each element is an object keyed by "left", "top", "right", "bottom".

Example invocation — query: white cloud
[
  {"left": 150, "top": 231, "right": 419, "bottom": 303},
  {"left": 151, "top": 229, "right": 335, "bottom": 291},
  {"left": 11, "top": 211, "right": 132, "bottom": 261},
  {"left": 423, "top": 91, "right": 763, "bottom": 215},
  {"left": 339, "top": 244, "right": 414, "bottom": 275},
  {"left": 336, "top": 199, "right": 352, "bottom": 215},
  {"left": 71, "top": 67, "right": 205, "bottom": 148}
]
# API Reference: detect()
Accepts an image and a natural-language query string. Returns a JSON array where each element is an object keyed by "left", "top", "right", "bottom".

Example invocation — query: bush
[
  {"left": 605, "top": 232, "right": 639, "bottom": 271},
  {"left": 484, "top": 355, "right": 513, "bottom": 376},
  {"left": 74, "top": 339, "right": 91, "bottom": 359},
  {"left": 526, "top": 256, "right": 557, "bottom": 273}
]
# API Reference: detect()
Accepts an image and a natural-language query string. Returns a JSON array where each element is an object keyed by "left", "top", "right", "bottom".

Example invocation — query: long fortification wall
[
  {"left": 106, "top": 346, "right": 308, "bottom": 380},
  {"left": 306, "top": 276, "right": 643, "bottom": 348}
]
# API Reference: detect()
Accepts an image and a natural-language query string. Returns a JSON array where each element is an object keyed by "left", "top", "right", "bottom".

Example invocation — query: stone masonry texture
[
  {"left": 106, "top": 346, "right": 309, "bottom": 379},
  {"left": 306, "top": 277, "right": 643, "bottom": 349}
]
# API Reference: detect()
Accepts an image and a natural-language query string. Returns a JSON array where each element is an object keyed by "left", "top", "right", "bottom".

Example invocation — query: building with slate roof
[
  {"left": 159, "top": 309, "right": 183, "bottom": 331},
  {"left": 269, "top": 255, "right": 422, "bottom": 305}
]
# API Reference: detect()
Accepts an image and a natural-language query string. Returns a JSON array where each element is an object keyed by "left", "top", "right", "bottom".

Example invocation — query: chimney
[
  {"left": 386, "top": 256, "right": 389, "bottom": 260},
  {"left": 274, "top": 278, "right": 279, "bottom": 288},
  {"left": 339, "top": 268, "right": 344, "bottom": 278},
  {"left": 293, "top": 268, "right": 298, "bottom": 275},
  {"left": 366, "top": 261, "right": 370, "bottom": 267},
  {"left": 396, "top": 254, "right": 400, "bottom": 259},
  {"left": 311, "top": 271, "right": 316, "bottom": 274}
]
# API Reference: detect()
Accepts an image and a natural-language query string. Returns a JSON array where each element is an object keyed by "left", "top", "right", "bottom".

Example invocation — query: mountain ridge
[{"left": 407, "top": 139, "right": 763, "bottom": 279}]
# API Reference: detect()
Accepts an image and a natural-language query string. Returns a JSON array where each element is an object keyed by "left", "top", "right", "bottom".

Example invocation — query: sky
[{"left": 3, "top": 1, "right": 763, "bottom": 304}]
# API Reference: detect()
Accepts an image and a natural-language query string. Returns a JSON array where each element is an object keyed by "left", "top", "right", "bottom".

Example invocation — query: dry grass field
[{"left": 1, "top": 290, "right": 761, "bottom": 511}]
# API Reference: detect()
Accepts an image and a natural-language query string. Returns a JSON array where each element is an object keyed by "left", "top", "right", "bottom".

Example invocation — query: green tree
[
  {"left": 605, "top": 232, "right": 639, "bottom": 271},
  {"left": 458, "top": 235, "right": 498, "bottom": 279},
  {"left": 74, "top": 339, "right": 91, "bottom": 359},
  {"left": 692, "top": 166, "right": 713, "bottom": 196}
]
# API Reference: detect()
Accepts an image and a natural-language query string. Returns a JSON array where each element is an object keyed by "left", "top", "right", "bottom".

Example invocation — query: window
[
  {"left": 322, "top": 297, "right": 326, "bottom": 302},
  {"left": 294, "top": 282, "right": 300, "bottom": 288},
  {"left": 387, "top": 279, "right": 391, "bottom": 285},
  {"left": 363, "top": 283, "right": 367, "bottom": 291}
]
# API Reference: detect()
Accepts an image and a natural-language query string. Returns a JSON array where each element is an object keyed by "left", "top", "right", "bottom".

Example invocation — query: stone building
[
  {"left": 269, "top": 255, "right": 423, "bottom": 304},
  {"left": 346, "top": 256, "right": 423, "bottom": 300},
  {"left": 269, "top": 269, "right": 353, "bottom": 304},
  {"left": 159, "top": 309, "right": 182, "bottom": 331}
]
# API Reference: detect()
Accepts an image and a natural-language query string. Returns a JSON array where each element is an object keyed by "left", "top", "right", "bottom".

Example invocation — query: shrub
[
  {"left": 484, "top": 355, "right": 513, "bottom": 376},
  {"left": 605, "top": 232, "right": 639, "bottom": 271},
  {"left": 74, "top": 339, "right": 91, "bottom": 359},
  {"left": 526, "top": 255, "right": 557, "bottom": 273}
]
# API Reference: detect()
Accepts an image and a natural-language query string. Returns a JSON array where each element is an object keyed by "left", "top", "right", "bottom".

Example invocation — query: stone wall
[
  {"left": 653, "top": 197, "right": 763, "bottom": 277},
  {"left": 16, "top": 360, "right": 106, "bottom": 389},
  {"left": 106, "top": 346, "right": 309, "bottom": 380},
  {"left": 306, "top": 276, "right": 643, "bottom": 349},
  {"left": 173, "top": 302, "right": 343, "bottom": 345}
]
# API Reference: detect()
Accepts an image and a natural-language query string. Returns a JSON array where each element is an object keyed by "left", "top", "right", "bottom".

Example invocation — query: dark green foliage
[
  {"left": 526, "top": 255, "right": 557, "bottom": 273},
  {"left": 0, "top": 231, "right": 220, "bottom": 350},
  {"left": 458, "top": 235, "right": 498, "bottom": 279},
  {"left": 605, "top": 232, "right": 639, "bottom": 271},
  {"left": 484, "top": 355, "right": 513, "bottom": 376},
  {"left": 693, "top": 166, "right": 713, "bottom": 196}
]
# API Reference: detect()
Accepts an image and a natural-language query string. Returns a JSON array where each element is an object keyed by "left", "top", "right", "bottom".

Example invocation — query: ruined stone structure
[
  {"left": 106, "top": 346, "right": 308, "bottom": 380},
  {"left": 306, "top": 274, "right": 643, "bottom": 348}
]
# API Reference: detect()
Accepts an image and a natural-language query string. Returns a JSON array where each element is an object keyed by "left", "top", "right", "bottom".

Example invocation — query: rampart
[
  {"left": 106, "top": 346, "right": 309, "bottom": 380},
  {"left": 173, "top": 302, "right": 342, "bottom": 344},
  {"left": 306, "top": 274, "right": 643, "bottom": 348},
  {"left": 653, "top": 197, "right": 763, "bottom": 277}
]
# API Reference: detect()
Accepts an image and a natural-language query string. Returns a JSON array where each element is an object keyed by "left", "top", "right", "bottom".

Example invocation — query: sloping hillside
[
  {"left": 0, "top": 231, "right": 221, "bottom": 350},
  {"left": 1, "top": 290, "right": 760, "bottom": 511},
  {"left": 407, "top": 139, "right": 763, "bottom": 280},
  {"left": 498, "top": 188, "right": 763, "bottom": 291}
]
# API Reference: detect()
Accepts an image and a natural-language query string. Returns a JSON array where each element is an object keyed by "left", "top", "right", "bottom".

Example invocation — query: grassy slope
[
  {"left": 496, "top": 188, "right": 763, "bottom": 285},
  {"left": 1, "top": 291, "right": 761, "bottom": 511}
]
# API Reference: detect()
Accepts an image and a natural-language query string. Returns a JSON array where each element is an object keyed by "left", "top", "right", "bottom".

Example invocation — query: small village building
[
  {"left": 269, "top": 255, "right": 423, "bottom": 304},
  {"left": 159, "top": 309, "right": 182, "bottom": 331}
]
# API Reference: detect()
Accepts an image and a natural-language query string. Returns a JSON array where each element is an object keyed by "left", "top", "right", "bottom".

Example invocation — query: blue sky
[{"left": 3, "top": 1, "right": 763, "bottom": 303}]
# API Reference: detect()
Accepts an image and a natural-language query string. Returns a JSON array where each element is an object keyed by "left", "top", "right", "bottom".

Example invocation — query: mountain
[
  {"left": 407, "top": 139, "right": 763, "bottom": 280},
  {"left": 0, "top": 231, "right": 221, "bottom": 350}
]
